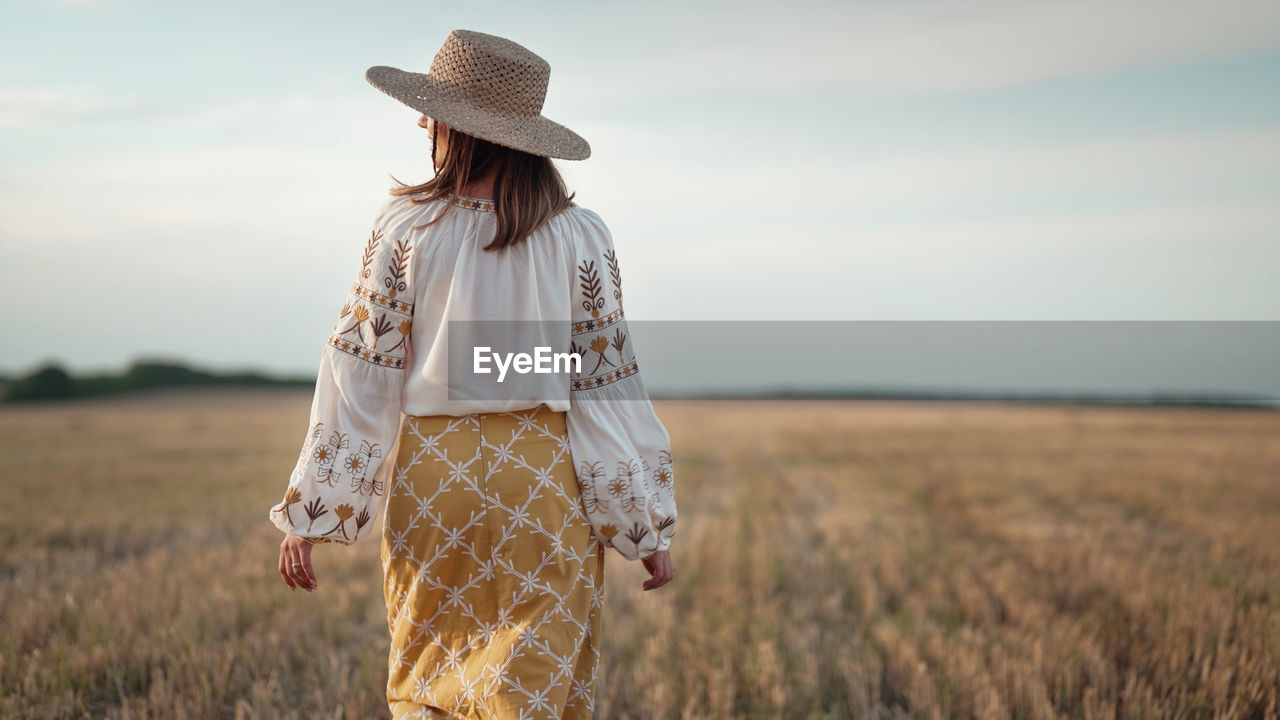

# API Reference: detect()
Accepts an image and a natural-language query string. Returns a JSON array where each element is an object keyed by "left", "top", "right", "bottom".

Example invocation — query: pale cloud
[
  {"left": 23, "top": 0, "right": 122, "bottom": 7},
  {"left": 576, "top": 122, "right": 1280, "bottom": 238},
  {"left": 7, "top": 120, "right": 1277, "bottom": 256},
  {"left": 837, "top": 195, "right": 1280, "bottom": 266},
  {"left": 0, "top": 86, "right": 375, "bottom": 131},
  {"left": 628, "top": 194, "right": 1280, "bottom": 321},
  {"left": 0, "top": 86, "right": 149, "bottom": 128},
  {"left": 155, "top": 92, "right": 378, "bottom": 134},
  {"left": 557, "top": 0, "right": 1280, "bottom": 99},
  {"left": 0, "top": 145, "right": 393, "bottom": 249}
]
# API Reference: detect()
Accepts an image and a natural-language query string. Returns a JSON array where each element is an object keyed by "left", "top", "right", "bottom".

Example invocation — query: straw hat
[{"left": 365, "top": 29, "right": 590, "bottom": 161}]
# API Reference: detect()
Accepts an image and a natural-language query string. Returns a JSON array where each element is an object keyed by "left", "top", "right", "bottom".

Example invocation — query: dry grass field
[{"left": 2, "top": 389, "right": 1279, "bottom": 719}]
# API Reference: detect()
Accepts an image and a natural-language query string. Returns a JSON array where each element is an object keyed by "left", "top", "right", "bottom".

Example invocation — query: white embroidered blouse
[{"left": 266, "top": 192, "right": 676, "bottom": 561}]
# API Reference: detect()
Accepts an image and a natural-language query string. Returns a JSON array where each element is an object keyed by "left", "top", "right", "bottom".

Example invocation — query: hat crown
[{"left": 428, "top": 29, "right": 549, "bottom": 118}]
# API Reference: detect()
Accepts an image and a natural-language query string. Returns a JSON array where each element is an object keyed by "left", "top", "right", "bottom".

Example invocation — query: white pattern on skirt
[{"left": 381, "top": 404, "right": 604, "bottom": 719}]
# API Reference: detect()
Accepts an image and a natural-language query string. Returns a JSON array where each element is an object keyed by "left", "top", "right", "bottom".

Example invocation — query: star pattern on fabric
[{"left": 381, "top": 407, "right": 603, "bottom": 719}]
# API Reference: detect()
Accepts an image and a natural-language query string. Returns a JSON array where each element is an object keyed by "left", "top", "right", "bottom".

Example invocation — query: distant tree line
[
  {"left": 0, "top": 360, "right": 313, "bottom": 403},
  {"left": 0, "top": 360, "right": 1272, "bottom": 409}
]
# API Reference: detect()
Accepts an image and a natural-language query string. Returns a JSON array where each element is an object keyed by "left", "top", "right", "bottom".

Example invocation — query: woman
[{"left": 266, "top": 29, "right": 677, "bottom": 720}]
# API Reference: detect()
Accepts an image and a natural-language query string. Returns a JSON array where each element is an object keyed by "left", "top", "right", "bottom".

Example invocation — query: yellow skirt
[{"left": 380, "top": 403, "right": 606, "bottom": 720}]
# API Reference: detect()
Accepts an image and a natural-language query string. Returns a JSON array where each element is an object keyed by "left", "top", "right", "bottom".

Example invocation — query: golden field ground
[{"left": 2, "top": 389, "right": 1279, "bottom": 719}]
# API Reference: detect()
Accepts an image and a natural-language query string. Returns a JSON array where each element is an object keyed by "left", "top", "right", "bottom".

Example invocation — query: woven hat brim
[{"left": 365, "top": 65, "right": 591, "bottom": 161}]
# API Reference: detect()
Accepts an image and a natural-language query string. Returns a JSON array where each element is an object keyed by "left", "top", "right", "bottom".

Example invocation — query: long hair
[{"left": 388, "top": 122, "right": 578, "bottom": 251}]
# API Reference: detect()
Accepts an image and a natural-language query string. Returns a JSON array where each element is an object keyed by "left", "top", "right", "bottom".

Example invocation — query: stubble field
[{"left": 2, "top": 389, "right": 1279, "bottom": 719}]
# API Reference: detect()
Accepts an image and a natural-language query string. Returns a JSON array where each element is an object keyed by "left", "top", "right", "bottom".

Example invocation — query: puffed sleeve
[
  {"left": 564, "top": 208, "right": 677, "bottom": 561},
  {"left": 267, "top": 196, "right": 414, "bottom": 546}
]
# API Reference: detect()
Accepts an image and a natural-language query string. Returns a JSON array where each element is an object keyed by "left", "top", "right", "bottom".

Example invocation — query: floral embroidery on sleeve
[
  {"left": 268, "top": 208, "right": 413, "bottom": 547},
  {"left": 569, "top": 256, "right": 639, "bottom": 392},
  {"left": 328, "top": 229, "right": 415, "bottom": 369},
  {"left": 565, "top": 226, "right": 677, "bottom": 561}
]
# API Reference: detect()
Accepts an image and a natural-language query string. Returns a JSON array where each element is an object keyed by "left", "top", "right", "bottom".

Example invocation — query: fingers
[
  {"left": 641, "top": 550, "right": 675, "bottom": 591},
  {"left": 300, "top": 543, "right": 317, "bottom": 588},
  {"left": 285, "top": 545, "right": 306, "bottom": 590},
  {"left": 279, "top": 537, "right": 316, "bottom": 592},
  {"left": 278, "top": 542, "right": 296, "bottom": 590},
  {"left": 288, "top": 544, "right": 314, "bottom": 591}
]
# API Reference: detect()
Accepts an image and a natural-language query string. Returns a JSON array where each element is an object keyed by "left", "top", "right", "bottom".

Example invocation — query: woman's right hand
[
  {"left": 278, "top": 534, "right": 317, "bottom": 592},
  {"left": 641, "top": 549, "right": 675, "bottom": 591}
]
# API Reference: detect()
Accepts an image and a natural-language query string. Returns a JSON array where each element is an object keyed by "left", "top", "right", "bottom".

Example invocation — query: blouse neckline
[
  {"left": 453, "top": 195, "right": 496, "bottom": 213},
  {"left": 407, "top": 191, "right": 496, "bottom": 213}
]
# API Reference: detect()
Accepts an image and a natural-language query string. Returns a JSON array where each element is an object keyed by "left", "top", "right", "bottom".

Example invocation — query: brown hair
[{"left": 388, "top": 122, "right": 578, "bottom": 251}]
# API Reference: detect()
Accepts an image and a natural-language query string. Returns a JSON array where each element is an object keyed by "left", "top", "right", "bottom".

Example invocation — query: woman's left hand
[
  {"left": 641, "top": 549, "right": 675, "bottom": 591},
  {"left": 279, "top": 535, "right": 317, "bottom": 592}
]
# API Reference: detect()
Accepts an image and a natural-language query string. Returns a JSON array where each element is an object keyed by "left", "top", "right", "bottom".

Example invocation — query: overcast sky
[{"left": 2, "top": 0, "right": 1278, "bottom": 388}]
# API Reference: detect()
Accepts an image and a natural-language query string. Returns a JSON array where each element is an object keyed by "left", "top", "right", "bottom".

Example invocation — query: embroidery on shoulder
[
  {"left": 577, "top": 258, "right": 605, "bottom": 319},
  {"left": 360, "top": 230, "right": 380, "bottom": 282},
  {"left": 571, "top": 244, "right": 639, "bottom": 392},
  {"left": 383, "top": 237, "right": 412, "bottom": 299},
  {"left": 604, "top": 248, "right": 622, "bottom": 308},
  {"left": 327, "top": 227, "right": 414, "bottom": 368}
]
